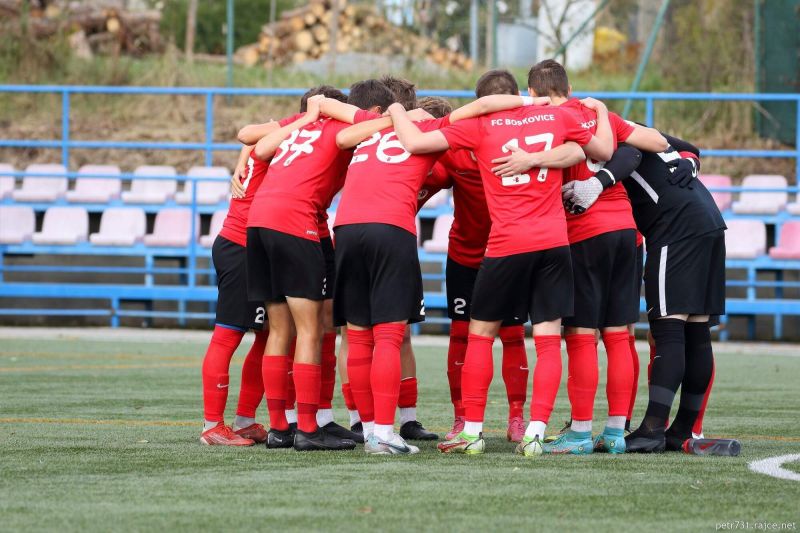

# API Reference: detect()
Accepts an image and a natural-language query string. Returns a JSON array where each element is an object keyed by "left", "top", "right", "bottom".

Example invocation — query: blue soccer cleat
[
  {"left": 593, "top": 427, "right": 626, "bottom": 454},
  {"left": 541, "top": 430, "right": 593, "bottom": 455}
]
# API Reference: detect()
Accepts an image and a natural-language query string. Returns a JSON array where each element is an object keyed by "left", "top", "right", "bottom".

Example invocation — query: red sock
[
  {"left": 235, "top": 329, "right": 268, "bottom": 419},
  {"left": 398, "top": 377, "right": 417, "bottom": 408},
  {"left": 346, "top": 328, "right": 375, "bottom": 423},
  {"left": 341, "top": 382, "right": 357, "bottom": 410},
  {"left": 319, "top": 332, "right": 337, "bottom": 409},
  {"left": 371, "top": 323, "right": 405, "bottom": 425},
  {"left": 447, "top": 320, "right": 469, "bottom": 418},
  {"left": 202, "top": 326, "right": 245, "bottom": 422},
  {"left": 565, "top": 334, "right": 597, "bottom": 422},
  {"left": 603, "top": 331, "right": 634, "bottom": 418},
  {"left": 262, "top": 354, "right": 290, "bottom": 431},
  {"left": 530, "top": 335, "right": 563, "bottom": 423},
  {"left": 293, "top": 362, "right": 321, "bottom": 433},
  {"left": 693, "top": 355, "right": 714, "bottom": 435},
  {"left": 285, "top": 338, "right": 297, "bottom": 410},
  {"left": 500, "top": 325, "right": 527, "bottom": 420},
  {"left": 461, "top": 333, "right": 495, "bottom": 423},
  {"left": 627, "top": 334, "right": 640, "bottom": 422}
]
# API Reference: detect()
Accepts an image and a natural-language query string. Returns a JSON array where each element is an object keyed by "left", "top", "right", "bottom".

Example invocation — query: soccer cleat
[
  {"left": 399, "top": 420, "right": 438, "bottom": 441},
  {"left": 350, "top": 421, "right": 363, "bottom": 435},
  {"left": 625, "top": 426, "right": 666, "bottom": 453},
  {"left": 506, "top": 416, "right": 526, "bottom": 443},
  {"left": 322, "top": 421, "right": 364, "bottom": 444},
  {"left": 293, "top": 427, "right": 357, "bottom": 451},
  {"left": 445, "top": 416, "right": 465, "bottom": 440},
  {"left": 365, "top": 433, "right": 420, "bottom": 455},
  {"left": 200, "top": 423, "right": 255, "bottom": 446},
  {"left": 543, "top": 419, "right": 571, "bottom": 443},
  {"left": 593, "top": 428, "right": 626, "bottom": 454},
  {"left": 665, "top": 428, "right": 691, "bottom": 452},
  {"left": 437, "top": 431, "right": 485, "bottom": 455},
  {"left": 233, "top": 423, "right": 268, "bottom": 444},
  {"left": 541, "top": 430, "right": 593, "bottom": 455},
  {"left": 266, "top": 427, "right": 294, "bottom": 449},
  {"left": 515, "top": 435, "right": 543, "bottom": 457}
]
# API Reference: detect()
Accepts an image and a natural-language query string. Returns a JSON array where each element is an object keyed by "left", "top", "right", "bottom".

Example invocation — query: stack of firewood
[
  {"left": 235, "top": 0, "right": 472, "bottom": 71},
  {"left": 0, "top": 0, "right": 163, "bottom": 57}
]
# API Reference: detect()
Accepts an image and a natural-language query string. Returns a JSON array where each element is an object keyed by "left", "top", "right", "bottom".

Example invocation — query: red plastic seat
[
  {"left": 769, "top": 221, "right": 800, "bottom": 260},
  {"left": 698, "top": 174, "right": 732, "bottom": 211}
]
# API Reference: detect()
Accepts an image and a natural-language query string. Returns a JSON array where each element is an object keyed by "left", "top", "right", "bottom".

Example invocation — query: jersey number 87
[{"left": 271, "top": 128, "right": 322, "bottom": 167}]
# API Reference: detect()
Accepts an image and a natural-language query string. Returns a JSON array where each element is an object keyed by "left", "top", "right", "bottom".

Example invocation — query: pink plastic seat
[
  {"left": 698, "top": 174, "right": 732, "bottom": 212},
  {"left": 31, "top": 207, "right": 88, "bottom": 245},
  {"left": 0, "top": 164, "right": 16, "bottom": 199},
  {"left": 769, "top": 221, "right": 800, "bottom": 260},
  {"left": 122, "top": 165, "right": 177, "bottom": 204},
  {"left": 200, "top": 210, "right": 226, "bottom": 247},
  {"left": 423, "top": 214, "right": 454, "bottom": 253},
  {"left": 724, "top": 219, "right": 767, "bottom": 259},
  {"left": 90, "top": 208, "right": 146, "bottom": 246},
  {"left": 66, "top": 165, "right": 122, "bottom": 203},
  {"left": 176, "top": 167, "right": 230, "bottom": 205},
  {"left": 143, "top": 208, "right": 199, "bottom": 247},
  {"left": 12, "top": 164, "right": 68, "bottom": 202},
  {"left": 0, "top": 206, "right": 35, "bottom": 244},
  {"left": 731, "top": 175, "right": 788, "bottom": 214}
]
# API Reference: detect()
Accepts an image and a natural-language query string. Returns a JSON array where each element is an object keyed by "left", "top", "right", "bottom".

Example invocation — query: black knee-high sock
[
  {"left": 641, "top": 319, "right": 686, "bottom": 431},
  {"left": 669, "top": 322, "right": 714, "bottom": 438}
]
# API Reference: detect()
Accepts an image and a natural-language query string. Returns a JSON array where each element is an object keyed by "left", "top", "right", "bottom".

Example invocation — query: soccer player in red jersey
[
  {"left": 246, "top": 81, "right": 394, "bottom": 451},
  {"left": 329, "top": 92, "right": 547, "bottom": 454},
  {"left": 389, "top": 90, "right": 614, "bottom": 455},
  {"left": 492, "top": 60, "right": 668, "bottom": 454}
]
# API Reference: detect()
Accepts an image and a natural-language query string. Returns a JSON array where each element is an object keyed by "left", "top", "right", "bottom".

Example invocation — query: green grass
[{"left": 1, "top": 334, "right": 799, "bottom": 531}]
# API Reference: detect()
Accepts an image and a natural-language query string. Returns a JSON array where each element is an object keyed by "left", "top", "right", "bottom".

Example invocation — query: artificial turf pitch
[{"left": 1, "top": 331, "right": 798, "bottom": 531}]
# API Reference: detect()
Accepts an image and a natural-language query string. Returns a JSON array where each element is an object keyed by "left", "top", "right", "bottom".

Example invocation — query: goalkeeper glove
[
  {"left": 667, "top": 153, "right": 699, "bottom": 188},
  {"left": 562, "top": 168, "right": 616, "bottom": 215}
]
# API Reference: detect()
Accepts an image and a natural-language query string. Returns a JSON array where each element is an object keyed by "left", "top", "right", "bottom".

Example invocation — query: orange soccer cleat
[
  {"left": 200, "top": 423, "right": 255, "bottom": 446},
  {"left": 233, "top": 423, "right": 268, "bottom": 444}
]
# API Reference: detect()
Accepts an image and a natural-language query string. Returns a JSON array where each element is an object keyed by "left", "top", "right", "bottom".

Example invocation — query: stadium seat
[
  {"left": 731, "top": 175, "right": 788, "bottom": 214},
  {"left": 65, "top": 165, "right": 122, "bottom": 203},
  {"left": 89, "top": 208, "right": 146, "bottom": 246},
  {"left": 725, "top": 219, "right": 766, "bottom": 258},
  {"left": 423, "top": 214, "right": 454, "bottom": 253},
  {"left": 175, "top": 166, "right": 230, "bottom": 205},
  {"left": 200, "top": 210, "right": 226, "bottom": 247},
  {"left": 698, "top": 174, "right": 732, "bottom": 211},
  {"left": 769, "top": 221, "right": 800, "bottom": 260},
  {"left": 32, "top": 207, "right": 88, "bottom": 245},
  {"left": 0, "top": 205, "right": 35, "bottom": 244},
  {"left": 0, "top": 164, "right": 16, "bottom": 199},
  {"left": 121, "top": 165, "right": 177, "bottom": 204},
  {"left": 12, "top": 164, "right": 68, "bottom": 202},
  {"left": 787, "top": 200, "right": 800, "bottom": 215},
  {"left": 143, "top": 208, "right": 199, "bottom": 247}
]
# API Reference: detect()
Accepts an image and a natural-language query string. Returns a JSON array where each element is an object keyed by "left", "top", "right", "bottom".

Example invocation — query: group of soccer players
[{"left": 198, "top": 58, "right": 725, "bottom": 456}]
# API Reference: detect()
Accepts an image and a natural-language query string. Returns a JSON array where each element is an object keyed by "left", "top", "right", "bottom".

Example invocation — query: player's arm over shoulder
[{"left": 388, "top": 103, "right": 451, "bottom": 154}]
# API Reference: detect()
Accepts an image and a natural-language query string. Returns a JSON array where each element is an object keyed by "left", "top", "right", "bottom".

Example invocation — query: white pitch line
[{"left": 749, "top": 454, "right": 800, "bottom": 481}]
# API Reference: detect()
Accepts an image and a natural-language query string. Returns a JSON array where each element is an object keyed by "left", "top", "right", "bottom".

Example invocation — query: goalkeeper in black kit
[{"left": 562, "top": 134, "right": 726, "bottom": 453}]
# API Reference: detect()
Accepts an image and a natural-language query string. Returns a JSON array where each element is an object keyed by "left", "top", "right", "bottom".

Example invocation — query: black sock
[
  {"left": 641, "top": 319, "right": 686, "bottom": 432},
  {"left": 669, "top": 322, "right": 714, "bottom": 438}
]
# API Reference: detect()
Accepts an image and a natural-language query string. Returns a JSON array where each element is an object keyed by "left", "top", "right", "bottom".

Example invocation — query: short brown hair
[
  {"left": 380, "top": 75, "right": 417, "bottom": 110},
  {"left": 348, "top": 79, "right": 395, "bottom": 111},
  {"left": 527, "top": 59, "right": 570, "bottom": 98},
  {"left": 418, "top": 96, "right": 452, "bottom": 118},
  {"left": 475, "top": 69, "right": 519, "bottom": 97},
  {"left": 300, "top": 85, "right": 346, "bottom": 112}
]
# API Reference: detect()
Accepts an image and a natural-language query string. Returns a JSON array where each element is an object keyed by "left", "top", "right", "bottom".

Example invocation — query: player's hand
[
  {"left": 387, "top": 102, "right": 406, "bottom": 116},
  {"left": 580, "top": 97, "right": 607, "bottom": 113},
  {"left": 667, "top": 157, "right": 698, "bottom": 188},
  {"left": 230, "top": 165, "right": 245, "bottom": 198},
  {"left": 305, "top": 94, "right": 324, "bottom": 121},
  {"left": 561, "top": 177, "right": 603, "bottom": 215},
  {"left": 491, "top": 145, "right": 537, "bottom": 177},
  {"left": 530, "top": 96, "right": 551, "bottom": 106}
]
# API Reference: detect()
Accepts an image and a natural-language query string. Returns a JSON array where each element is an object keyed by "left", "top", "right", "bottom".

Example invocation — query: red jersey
[
  {"left": 417, "top": 162, "right": 452, "bottom": 210},
  {"left": 247, "top": 110, "right": 374, "bottom": 241},
  {"left": 441, "top": 105, "right": 592, "bottom": 257},
  {"left": 219, "top": 114, "right": 300, "bottom": 246},
  {"left": 561, "top": 100, "right": 636, "bottom": 243},
  {"left": 334, "top": 117, "right": 449, "bottom": 236}
]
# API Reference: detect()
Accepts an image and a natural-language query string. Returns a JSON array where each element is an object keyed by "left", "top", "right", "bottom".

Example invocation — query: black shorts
[
  {"left": 246, "top": 227, "right": 327, "bottom": 303},
  {"left": 563, "top": 229, "right": 640, "bottom": 329},
  {"left": 636, "top": 243, "right": 644, "bottom": 286},
  {"left": 446, "top": 256, "right": 524, "bottom": 326},
  {"left": 471, "top": 246, "right": 573, "bottom": 324},
  {"left": 212, "top": 235, "right": 266, "bottom": 330},
  {"left": 644, "top": 230, "right": 726, "bottom": 321},
  {"left": 333, "top": 223, "right": 424, "bottom": 327},
  {"left": 320, "top": 236, "right": 335, "bottom": 301}
]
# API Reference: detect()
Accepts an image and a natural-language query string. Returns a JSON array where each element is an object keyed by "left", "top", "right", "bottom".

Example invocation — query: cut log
[{"left": 293, "top": 29, "right": 314, "bottom": 52}]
